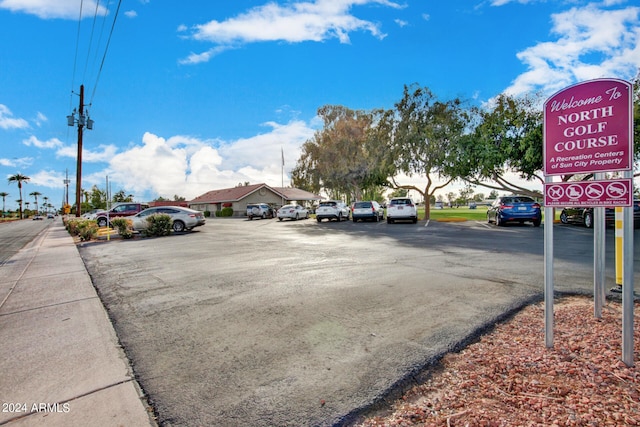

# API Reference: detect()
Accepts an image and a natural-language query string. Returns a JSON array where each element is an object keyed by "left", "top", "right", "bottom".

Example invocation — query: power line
[{"left": 89, "top": 0, "right": 122, "bottom": 106}]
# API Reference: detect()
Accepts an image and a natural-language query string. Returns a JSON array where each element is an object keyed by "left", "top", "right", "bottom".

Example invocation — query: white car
[
  {"left": 315, "top": 200, "right": 350, "bottom": 222},
  {"left": 131, "top": 206, "right": 205, "bottom": 232},
  {"left": 386, "top": 197, "right": 418, "bottom": 224},
  {"left": 277, "top": 205, "right": 309, "bottom": 221}
]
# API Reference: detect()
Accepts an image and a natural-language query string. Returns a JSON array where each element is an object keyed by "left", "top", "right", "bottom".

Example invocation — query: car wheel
[
  {"left": 295, "top": 213, "right": 299, "bottom": 220},
  {"left": 97, "top": 217, "right": 107, "bottom": 228},
  {"left": 487, "top": 213, "right": 492, "bottom": 224},
  {"left": 262, "top": 212, "right": 266, "bottom": 219},
  {"left": 560, "top": 211, "right": 568, "bottom": 224},
  {"left": 317, "top": 218, "right": 322, "bottom": 223},
  {"left": 496, "top": 215, "right": 503, "bottom": 226},
  {"left": 278, "top": 217, "right": 283, "bottom": 221},
  {"left": 305, "top": 213, "right": 309, "bottom": 219},
  {"left": 338, "top": 213, "right": 343, "bottom": 222},
  {"left": 387, "top": 218, "right": 393, "bottom": 224},
  {"left": 533, "top": 218, "right": 541, "bottom": 227},
  {"left": 172, "top": 221, "right": 186, "bottom": 232},
  {"left": 412, "top": 217, "right": 417, "bottom": 224},
  {"left": 584, "top": 211, "right": 593, "bottom": 228}
]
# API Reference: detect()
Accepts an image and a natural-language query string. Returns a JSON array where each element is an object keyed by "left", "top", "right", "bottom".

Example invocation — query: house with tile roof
[{"left": 188, "top": 183, "right": 322, "bottom": 217}]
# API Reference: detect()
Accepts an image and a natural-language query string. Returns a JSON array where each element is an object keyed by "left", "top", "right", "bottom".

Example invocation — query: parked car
[
  {"left": 316, "top": 200, "right": 350, "bottom": 222},
  {"left": 386, "top": 197, "right": 417, "bottom": 224},
  {"left": 246, "top": 203, "right": 274, "bottom": 220},
  {"left": 487, "top": 195, "right": 541, "bottom": 227},
  {"left": 95, "top": 202, "right": 150, "bottom": 227},
  {"left": 559, "top": 206, "right": 595, "bottom": 228},
  {"left": 560, "top": 199, "right": 640, "bottom": 229},
  {"left": 277, "top": 205, "right": 309, "bottom": 221},
  {"left": 131, "top": 206, "right": 205, "bottom": 232},
  {"left": 352, "top": 201, "right": 384, "bottom": 222},
  {"left": 82, "top": 208, "right": 103, "bottom": 220},
  {"left": 32, "top": 215, "right": 44, "bottom": 220}
]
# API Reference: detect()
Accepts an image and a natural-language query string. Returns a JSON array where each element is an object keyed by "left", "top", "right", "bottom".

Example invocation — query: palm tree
[
  {"left": 8, "top": 173, "right": 30, "bottom": 219},
  {"left": 25, "top": 201, "right": 30, "bottom": 216},
  {"left": 30, "top": 191, "right": 41, "bottom": 215},
  {"left": 43, "top": 196, "right": 49, "bottom": 214},
  {"left": 0, "top": 191, "right": 8, "bottom": 218}
]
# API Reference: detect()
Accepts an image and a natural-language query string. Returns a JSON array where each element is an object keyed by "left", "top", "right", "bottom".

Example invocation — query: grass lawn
[{"left": 421, "top": 206, "right": 559, "bottom": 222}]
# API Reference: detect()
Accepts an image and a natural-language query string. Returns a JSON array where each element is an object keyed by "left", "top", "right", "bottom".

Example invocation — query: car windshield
[
  {"left": 354, "top": 202, "right": 371, "bottom": 208},
  {"left": 319, "top": 202, "right": 337, "bottom": 207},
  {"left": 390, "top": 199, "right": 411, "bottom": 205},
  {"left": 281, "top": 205, "right": 294, "bottom": 209}
]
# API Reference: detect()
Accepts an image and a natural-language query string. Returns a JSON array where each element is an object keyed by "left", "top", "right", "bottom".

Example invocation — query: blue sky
[{"left": 0, "top": 0, "right": 639, "bottom": 210}]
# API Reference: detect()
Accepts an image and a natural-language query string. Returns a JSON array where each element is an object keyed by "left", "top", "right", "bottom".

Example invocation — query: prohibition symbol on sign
[
  {"left": 584, "top": 183, "right": 604, "bottom": 199},
  {"left": 566, "top": 185, "right": 583, "bottom": 199},
  {"left": 547, "top": 185, "right": 564, "bottom": 200},
  {"left": 606, "top": 182, "right": 627, "bottom": 198}
]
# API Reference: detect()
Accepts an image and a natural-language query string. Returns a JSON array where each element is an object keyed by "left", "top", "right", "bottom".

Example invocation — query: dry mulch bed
[{"left": 355, "top": 296, "right": 640, "bottom": 426}]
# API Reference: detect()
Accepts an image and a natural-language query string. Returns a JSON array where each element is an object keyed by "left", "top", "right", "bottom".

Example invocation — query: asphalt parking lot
[{"left": 76, "top": 217, "right": 638, "bottom": 426}]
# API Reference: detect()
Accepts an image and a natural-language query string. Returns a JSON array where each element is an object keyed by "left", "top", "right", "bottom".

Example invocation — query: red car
[{"left": 95, "top": 202, "right": 150, "bottom": 227}]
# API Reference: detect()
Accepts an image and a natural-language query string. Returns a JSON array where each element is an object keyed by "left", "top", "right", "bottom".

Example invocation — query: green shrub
[
  {"left": 111, "top": 218, "right": 133, "bottom": 239},
  {"left": 65, "top": 218, "right": 98, "bottom": 241},
  {"left": 220, "top": 207, "right": 233, "bottom": 217},
  {"left": 204, "top": 210, "right": 211, "bottom": 218},
  {"left": 143, "top": 213, "right": 172, "bottom": 237},
  {"left": 78, "top": 221, "right": 98, "bottom": 241}
]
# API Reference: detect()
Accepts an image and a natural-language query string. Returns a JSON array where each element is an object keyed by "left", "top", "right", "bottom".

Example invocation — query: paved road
[
  {"left": 0, "top": 219, "right": 53, "bottom": 265},
  {"left": 76, "top": 218, "right": 639, "bottom": 426}
]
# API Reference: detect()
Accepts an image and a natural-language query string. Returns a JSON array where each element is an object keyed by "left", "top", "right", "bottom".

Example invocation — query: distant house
[{"left": 189, "top": 183, "right": 322, "bottom": 217}]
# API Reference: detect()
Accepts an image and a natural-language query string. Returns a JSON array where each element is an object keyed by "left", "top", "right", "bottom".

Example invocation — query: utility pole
[
  {"left": 76, "top": 85, "right": 84, "bottom": 217},
  {"left": 67, "top": 84, "right": 94, "bottom": 217}
]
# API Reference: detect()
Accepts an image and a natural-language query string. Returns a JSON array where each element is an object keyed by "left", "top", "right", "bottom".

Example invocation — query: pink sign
[
  {"left": 544, "top": 79, "right": 633, "bottom": 176},
  {"left": 544, "top": 178, "right": 632, "bottom": 207}
]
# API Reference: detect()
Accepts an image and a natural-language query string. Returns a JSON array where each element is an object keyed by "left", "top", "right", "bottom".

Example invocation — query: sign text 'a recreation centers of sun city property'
[{"left": 543, "top": 78, "right": 633, "bottom": 207}]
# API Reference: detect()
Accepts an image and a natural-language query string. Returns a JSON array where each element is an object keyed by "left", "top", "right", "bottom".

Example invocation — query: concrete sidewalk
[{"left": 0, "top": 221, "right": 155, "bottom": 427}]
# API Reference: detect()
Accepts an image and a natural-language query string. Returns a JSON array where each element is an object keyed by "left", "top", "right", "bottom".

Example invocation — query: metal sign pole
[
  {"left": 622, "top": 170, "right": 634, "bottom": 366},
  {"left": 544, "top": 176, "right": 554, "bottom": 348},
  {"left": 593, "top": 173, "right": 605, "bottom": 318}
]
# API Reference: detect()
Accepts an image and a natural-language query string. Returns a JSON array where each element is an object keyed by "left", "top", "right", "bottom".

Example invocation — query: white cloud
[
  {"left": 56, "top": 144, "right": 119, "bottom": 162},
  {"left": 29, "top": 169, "right": 65, "bottom": 189},
  {"left": 504, "top": 3, "right": 640, "bottom": 96},
  {"left": 0, "top": 0, "right": 108, "bottom": 19},
  {"left": 0, "top": 157, "right": 32, "bottom": 168},
  {"left": 22, "top": 135, "right": 63, "bottom": 149},
  {"left": 98, "top": 119, "right": 316, "bottom": 200},
  {"left": 0, "top": 104, "right": 28, "bottom": 130},
  {"left": 180, "top": 0, "right": 404, "bottom": 63},
  {"left": 124, "top": 10, "right": 137, "bottom": 18}
]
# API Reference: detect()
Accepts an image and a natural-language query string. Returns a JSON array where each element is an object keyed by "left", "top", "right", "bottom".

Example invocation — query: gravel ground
[{"left": 353, "top": 296, "right": 640, "bottom": 426}]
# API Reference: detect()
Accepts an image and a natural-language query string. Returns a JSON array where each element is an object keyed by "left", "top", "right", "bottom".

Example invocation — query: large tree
[
  {"left": 453, "top": 93, "right": 544, "bottom": 197},
  {"left": 291, "top": 105, "right": 391, "bottom": 201},
  {"left": 7, "top": 173, "right": 30, "bottom": 219},
  {"left": 386, "top": 84, "right": 468, "bottom": 219}
]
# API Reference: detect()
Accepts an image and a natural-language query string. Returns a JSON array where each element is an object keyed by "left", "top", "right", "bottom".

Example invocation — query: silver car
[{"left": 131, "top": 206, "right": 205, "bottom": 232}]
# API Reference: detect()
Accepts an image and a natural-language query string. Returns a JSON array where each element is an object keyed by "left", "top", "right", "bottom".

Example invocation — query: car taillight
[
  {"left": 189, "top": 214, "right": 196, "bottom": 218},
  {"left": 532, "top": 203, "right": 541, "bottom": 209},
  {"left": 501, "top": 204, "right": 513, "bottom": 209}
]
